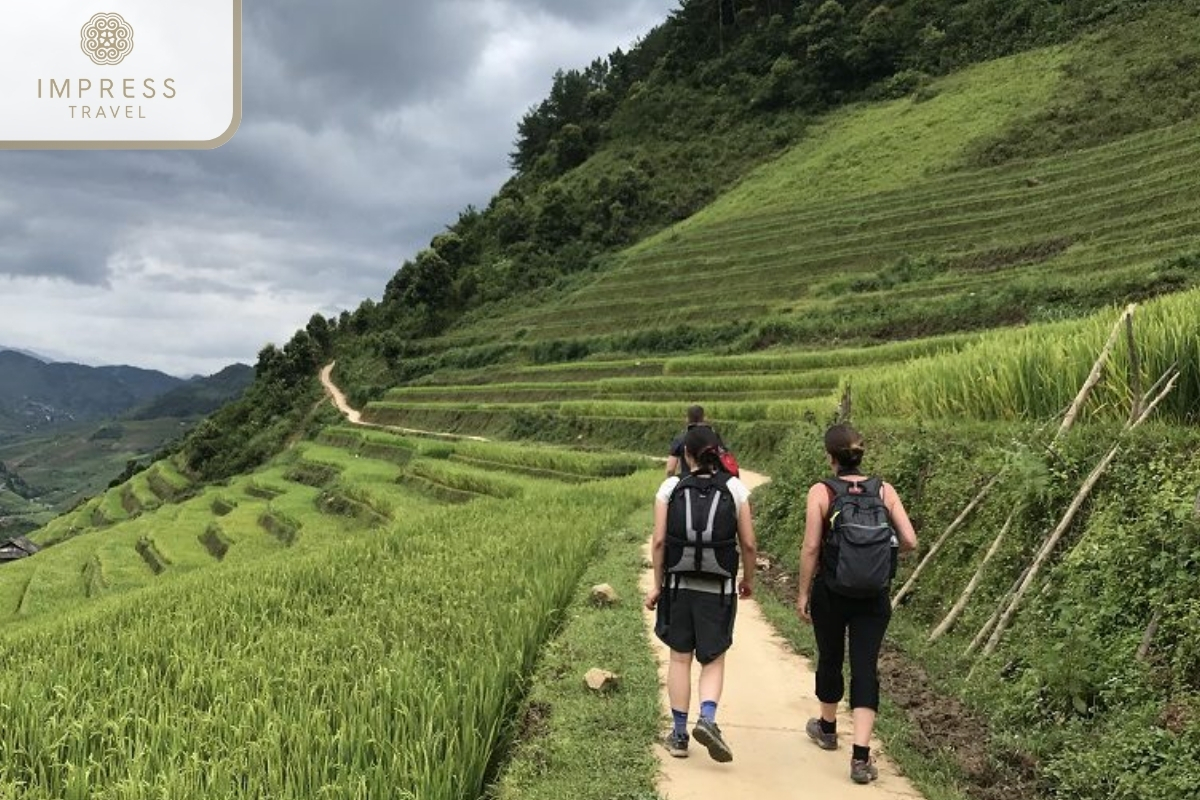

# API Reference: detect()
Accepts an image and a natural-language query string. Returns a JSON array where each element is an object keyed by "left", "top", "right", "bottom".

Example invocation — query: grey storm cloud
[{"left": 0, "top": 0, "right": 675, "bottom": 376}]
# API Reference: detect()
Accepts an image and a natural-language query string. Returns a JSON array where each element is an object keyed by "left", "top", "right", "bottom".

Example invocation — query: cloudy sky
[{"left": 0, "top": 0, "right": 675, "bottom": 377}]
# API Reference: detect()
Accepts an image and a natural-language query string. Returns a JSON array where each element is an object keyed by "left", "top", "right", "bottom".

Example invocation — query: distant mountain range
[
  {"left": 0, "top": 349, "right": 254, "bottom": 433},
  {"left": 127, "top": 364, "right": 256, "bottom": 420},
  {"left": 0, "top": 345, "right": 52, "bottom": 363}
]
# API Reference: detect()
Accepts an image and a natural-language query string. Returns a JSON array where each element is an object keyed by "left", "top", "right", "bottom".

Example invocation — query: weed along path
[{"left": 640, "top": 471, "right": 925, "bottom": 800}]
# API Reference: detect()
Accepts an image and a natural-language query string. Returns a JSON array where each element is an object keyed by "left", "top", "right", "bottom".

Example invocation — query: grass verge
[{"left": 489, "top": 506, "right": 662, "bottom": 800}]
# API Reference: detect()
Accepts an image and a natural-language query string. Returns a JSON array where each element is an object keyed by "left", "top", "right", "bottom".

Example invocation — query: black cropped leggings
[{"left": 810, "top": 578, "right": 891, "bottom": 711}]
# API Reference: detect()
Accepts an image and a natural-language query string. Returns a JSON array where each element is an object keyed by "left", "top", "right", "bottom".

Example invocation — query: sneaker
[
  {"left": 850, "top": 758, "right": 879, "bottom": 784},
  {"left": 806, "top": 717, "right": 838, "bottom": 750},
  {"left": 663, "top": 730, "right": 689, "bottom": 758},
  {"left": 692, "top": 717, "right": 733, "bottom": 763}
]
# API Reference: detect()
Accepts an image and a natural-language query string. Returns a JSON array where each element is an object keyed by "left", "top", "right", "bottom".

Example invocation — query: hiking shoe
[
  {"left": 663, "top": 730, "right": 689, "bottom": 758},
  {"left": 851, "top": 758, "right": 879, "bottom": 784},
  {"left": 692, "top": 718, "right": 733, "bottom": 763},
  {"left": 806, "top": 717, "right": 838, "bottom": 750}
]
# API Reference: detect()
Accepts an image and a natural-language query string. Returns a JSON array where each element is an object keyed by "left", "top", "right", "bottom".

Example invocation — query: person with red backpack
[
  {"left": 646, "top": 424, "right": 757, "bottom": 762},
  {"left": 795, "top": 424, "right": 918, "bottom": 784},
  {"left": 666, "top": 405, "right": 741, "bottom": 479}
]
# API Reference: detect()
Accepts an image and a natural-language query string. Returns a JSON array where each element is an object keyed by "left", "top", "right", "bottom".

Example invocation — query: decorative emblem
[{"left": 81, "top": 13, "right": 134, "bottom": 65}]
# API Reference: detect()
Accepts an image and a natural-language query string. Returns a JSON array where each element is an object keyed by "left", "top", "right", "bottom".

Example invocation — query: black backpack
[
  {"left": 664, "top": 472, "right": 740, "bottom": 588},
  {"left": 820, "top": 477, "right": 898, "bottom": 598}
]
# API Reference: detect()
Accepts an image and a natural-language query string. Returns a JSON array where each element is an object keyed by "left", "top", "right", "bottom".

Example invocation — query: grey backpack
[{"left": 820, "top": 477, "right": 898, "bottom": 597}]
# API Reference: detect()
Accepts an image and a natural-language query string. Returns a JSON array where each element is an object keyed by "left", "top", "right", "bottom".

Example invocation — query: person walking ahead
[
  {"left": 666, "top": 405, "right": 724, "bottom": 479},
  {"left": 796, "top": 424, "right": 917, "bottom": 784},
  {"left": 646, "top": 425, "right": 757, "bottom": 762}
]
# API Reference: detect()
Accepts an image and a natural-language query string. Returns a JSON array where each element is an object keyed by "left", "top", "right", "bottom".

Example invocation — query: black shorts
[{"left": 655, "top": 587, "right": 737, "bottom": 664}]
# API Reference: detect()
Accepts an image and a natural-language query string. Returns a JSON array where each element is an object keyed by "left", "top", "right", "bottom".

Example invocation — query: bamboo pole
[
  {"left": 929, "top": 510, "right": 1014, "bottom": 642},
  {"left": 1136, "top": 612, "right": 1161, "bottom": 662},
  {"left": 981, "top": 444, "right": 1121, "bottom": 656},
  {"left": 892, "top": 473, "right": 1001, "bottom": 609},
  {"left": 982, "top": 369, "right": 1180, "bottom": 655},
  {"left": 965, "top": 564, "right": 1029, "bottom": 656},
  {"left": 1056, "top": 304, "right": 1134, "bottom": 441},
  {"left": 1126, "top": 308, "right": 1142, "bottom": 425},
  {"left": 837, "top": 383, "right": 852, "bottom": 424},
  {"left": 898, "top": 310, "right": 1128, "bottom": 619},
  {"left": 895, "top": 403, "right": 1071, "bottom": 615}
]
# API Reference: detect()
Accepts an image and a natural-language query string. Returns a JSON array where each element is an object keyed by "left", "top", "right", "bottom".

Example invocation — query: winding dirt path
[
  {"left": 640, "top": 472, "right": 925, "bottom": 800},
  {"left": 320, "top": 362, "right": 924, "bottom": 798},
  {"left": 319, "top": 362, "right": 488, "bottom": 441}
]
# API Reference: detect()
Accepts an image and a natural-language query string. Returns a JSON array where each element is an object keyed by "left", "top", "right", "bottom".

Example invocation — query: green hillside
[
  {"left": 433, "top": 9, "right": 1200, "bottom": 355},
  {"left": 341, "top": 8, "right": 1200, "bottom": 449},
  {"left": 8, "top": 2, "right": 1200, "bottom": 800}
]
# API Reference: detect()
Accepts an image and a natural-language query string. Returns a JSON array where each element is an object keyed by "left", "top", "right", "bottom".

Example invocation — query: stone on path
[
  {"left": 591, "top": 583, "right": 619, "bottom": 607},
  {"left": 584, "top": 668, "right": 620, "bottom": 693}
]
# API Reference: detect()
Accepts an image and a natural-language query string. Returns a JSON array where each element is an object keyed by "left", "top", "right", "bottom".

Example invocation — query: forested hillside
[{"left": 182, "top": 0, "right": 1191, "bottom": 478}]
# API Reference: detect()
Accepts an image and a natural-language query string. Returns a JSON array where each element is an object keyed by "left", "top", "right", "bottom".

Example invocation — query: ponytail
[
  {"left": 683, "top": 425, "right": 723, "bottom": 474},
  {"left": 825, "top": 424, "right": 865, "bottom": 472},
  {"left": 694, "top": 445, "right": 722, "bottom": 473}
]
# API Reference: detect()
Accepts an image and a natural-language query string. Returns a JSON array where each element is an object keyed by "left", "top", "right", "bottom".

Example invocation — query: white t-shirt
[
  {"left": 655, "top": 474, "right": 751, "bottom": 594},
  {"left": 656, "top": 475, "right": 751, "bottom": 508}
]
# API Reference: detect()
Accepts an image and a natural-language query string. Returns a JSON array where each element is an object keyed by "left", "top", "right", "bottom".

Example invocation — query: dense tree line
[{"left": 183, "top": 314, "right": 335, "bottom": 480}]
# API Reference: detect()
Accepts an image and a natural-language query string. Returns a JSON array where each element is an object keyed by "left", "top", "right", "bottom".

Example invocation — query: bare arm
[
  {"left": 883, "top": 482, "right": 918, "bottom": 552},
  {"left": 651, "top": 498, "right": 668, "bottom": 583},
  {"left": 665, "top": 455, "right": 679, "bottom": 477},
  {"left": 737, "top": 497, "right": 757, "bottom": 595},
  {"left": 646, "top": 499, "right": 669, "bottom": 609},
  {"left": 797, "top": 484, "right": 826, "bottom": 617}
]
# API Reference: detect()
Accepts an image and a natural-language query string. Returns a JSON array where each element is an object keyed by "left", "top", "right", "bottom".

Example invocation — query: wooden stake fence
[
  {"left": 929, "top": 510, "right": 1014, "bottom": 642},
  {"left": 891, "top": 474, "right": 1000, "bottom": 609},
  {"left": 981, "top": 366, "right": 1180, "bottom": 656},
  {"left": 911, "top": 305, "right": 1138, "bottom": 647}
]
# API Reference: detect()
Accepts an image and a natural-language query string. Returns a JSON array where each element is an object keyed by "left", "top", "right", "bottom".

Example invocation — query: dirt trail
[
  {"left": 321, "top": 363, "right": 925, "bottom": 798},
  {"left": 641, "top": 471, "right": 925, "bottom": 800},
  {"left": 318, "top": 362, "right": 489, "bottom": 441}
]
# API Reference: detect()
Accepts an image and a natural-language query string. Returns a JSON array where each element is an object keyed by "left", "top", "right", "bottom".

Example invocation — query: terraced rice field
[
  {"left": 355, "top": 283, "right": 1200, "bottom": 460},
  {"left": 353, "top": 336, "right": 974, "bottom": 451},
  {"left": 0, "top": 425, "right": 656, "bottom": 798},
  {"left": 4, "top": 429, "right": 647, "bottom": 628}
]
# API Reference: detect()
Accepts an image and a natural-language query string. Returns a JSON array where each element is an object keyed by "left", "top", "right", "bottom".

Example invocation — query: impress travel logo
[
  {"left": 1, "top": 1, "right": 241, "bottom": 149},
  {"left": 80, "top": 13, "right": 135, "bottom": 66}
]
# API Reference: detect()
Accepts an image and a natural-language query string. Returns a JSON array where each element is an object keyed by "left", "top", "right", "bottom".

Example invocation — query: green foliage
[
  {"left": 754, "top": 419, "right": 1200, "bottom": 799},
  {"left": 490, "top": 511, "right": 660, "bottom": 800},
  {"left": 967, "top": 5, "right": 1200, "bottom": 165},
  {"left": 181, "top": 324, "right": 336, "bottom": 482}
]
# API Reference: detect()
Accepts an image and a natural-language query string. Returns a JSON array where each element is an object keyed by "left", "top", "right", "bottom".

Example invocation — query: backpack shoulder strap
[
  {"left": 673, "top": 474, "right": 698, "bottom": 491},
  {"left": 821, "top": 477, "right": 850, "bottom": 498}
]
